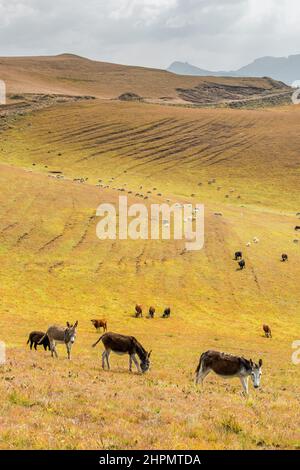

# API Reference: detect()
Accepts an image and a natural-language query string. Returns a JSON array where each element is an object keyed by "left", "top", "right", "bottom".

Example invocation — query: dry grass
[
  {"left": 0, "top": 54, "right": 289, "bottom": 105},
  {"left": 0, "top": 93, "right": 299, "bottom": 449}
]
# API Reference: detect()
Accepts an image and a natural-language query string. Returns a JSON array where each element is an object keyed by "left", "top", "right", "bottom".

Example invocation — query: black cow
[
  {"left": 281, "top": 254, "right": 288, "bottom": 262},
  {"left": 238, "top": 260, "right": 246, "bottom": 270},
  {"left": 234, "top": 251, "right": 243, "bottom": 260},
  {"left": 27, "top": 331, "right": 50, "bottom": 351}
]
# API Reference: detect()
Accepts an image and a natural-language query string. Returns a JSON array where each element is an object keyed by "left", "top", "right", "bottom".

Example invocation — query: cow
[
  {"left": 234, "top": 251, "right": 243, "bottom": 260},
  {"left": 92, "top": 332, "right": 151, "bottom": 373},
  {"left": 135, "top": 304, "right": 143, "bottom": 318},
  {"left": 195, "top": 350, "right": 263, "bottom": 395},
  {"left": 27, "top": 331, "right": 50, "bottom": 351},
  {"left": 295, "top": 226, "right": 300, "bottom": 231},
  {"left": 238, "top": 259, "right": 246, "bottom": 270},
  {"left": 263, "top": 324, "right": 272, "bottom": 338},
  {"left": 162, "top": 307, "right": 171, "bottom": 318},
  {"left": 281, "top": 254, "right": 288, "bottom": 262},
  {"left": 148, "top": 306, "right": 155, "bottom": 319},
  {"left": 91, "top": 319, "right": 107, "bottom": 332},
  {"left": 39, "top": 321, "right": 78, "bottom": 360}
]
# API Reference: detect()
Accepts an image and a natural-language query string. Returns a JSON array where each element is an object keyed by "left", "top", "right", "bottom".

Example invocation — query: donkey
[
  {"left": 92, "top": 332, "right": 151, "bottom": 373},
  {"left": 39, "top": 321, "right": 78, "bottom": 360},
  {"left": 238, "top": 259, "right": 246, "bottom": 270},
  {"left": 195, "top": 350, "right": 263, "bottom": 396},
  {"left": 27, "top": 331, "right": 50, "bottom": 351}
]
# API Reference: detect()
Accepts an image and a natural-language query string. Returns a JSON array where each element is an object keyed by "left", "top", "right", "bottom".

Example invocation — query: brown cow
[
  {"left": 91, "top": 319, "right": 107, "bottom": 332},
  {"left": 263, "top": 324, "right": 272, "bottom": 338},
  {"left": 135, "top": 304, "right": 143, "bottom": 318}
]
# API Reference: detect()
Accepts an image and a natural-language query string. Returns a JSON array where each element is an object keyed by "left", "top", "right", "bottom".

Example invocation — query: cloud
[{"left": 0, "top": 0, "right": 299, "bottom": 69}]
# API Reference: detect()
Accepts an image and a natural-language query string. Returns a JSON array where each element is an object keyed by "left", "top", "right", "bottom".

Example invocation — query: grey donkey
[{"left": 39, "top": 321, "right": 78, "bottom": 360}]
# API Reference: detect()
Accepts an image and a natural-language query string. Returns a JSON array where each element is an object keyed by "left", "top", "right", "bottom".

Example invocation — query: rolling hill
[{"left": 0, "top": 54, "right": 292, "bottom": 107}]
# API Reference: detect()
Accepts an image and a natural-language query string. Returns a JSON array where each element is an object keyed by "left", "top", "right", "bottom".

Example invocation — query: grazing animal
[
  {"left": 162, "top": 307, "right": 171, "bottom": 318},
  {"left": 246, "top": 242, "right": 251, "bottom": 247},
  {"left": 148, "top": 306, "right": 155, "bottom": 319},
  {"left": 135, "top": 304, "right": 143, "bottom": 318},
  {"left": 195, "top": 350, "right": 263, "bottom": 395},
  {"left": 238, "top": 259, "right": 246, "bottom": 270},
  {"left": 27, "top": 331, "right": 50, "bottom": 351},
  {"left": 91, "top": 319, "right": 107, "bottom": 332},
  {"left": 281, "top": 254, "right": 288, "bottom": 262},
  {"left": 39, "top": 321, "right": 78, "bottom": 360},
  {"left": 295, "top": 226, "right": 300, "bottom": 231},
  {"left": 263, "top": 324, "right": 272, "bottom": 338},
  {"left": 92, "top": 332, "right": 151, "bottom": 373},
  {"left": 253, "top": 237, "right": 259, "bottom": 243},
  {"left": 234, "top": 251, "right": 243, "bottom": 260}
]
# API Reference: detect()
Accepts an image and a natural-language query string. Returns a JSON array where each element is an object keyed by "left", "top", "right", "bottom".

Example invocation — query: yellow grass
[{"left": 0, "top": 94, "right": 300, "bottom": 449}]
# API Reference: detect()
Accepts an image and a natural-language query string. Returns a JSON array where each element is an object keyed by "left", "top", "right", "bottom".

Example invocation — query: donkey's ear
[
  {"left": 148, "top": 350, "right": 152, "bottom": 358},
  {"left": 259, "top": 359, "right": 263, "bottom": 367},
  {"left": 66, "top": 322, "right": 70, "bottom": 327},
  {"left": 74, "top": 321, "right": 78, "bottom": 328}
]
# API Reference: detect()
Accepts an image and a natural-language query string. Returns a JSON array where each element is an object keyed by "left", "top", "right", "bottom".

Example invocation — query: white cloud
[{"left": 0, "top": 0, "right": 299, "bottom": 69}]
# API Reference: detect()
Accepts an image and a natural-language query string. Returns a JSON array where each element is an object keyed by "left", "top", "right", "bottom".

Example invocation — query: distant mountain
[
  {"left": 166, "top": 61, "right": 229, "bottom": 77},
  {"left": 168, "top": 54, "right": 300, "bottom": 85}
]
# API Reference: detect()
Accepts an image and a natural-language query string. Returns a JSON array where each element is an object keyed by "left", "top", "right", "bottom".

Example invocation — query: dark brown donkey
[{"left": 92, "top": 332, "right": 151, "bottom": 373}]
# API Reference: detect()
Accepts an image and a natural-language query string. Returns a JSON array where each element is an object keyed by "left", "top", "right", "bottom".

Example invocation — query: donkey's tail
[
  {"left": 92, "top": 334, "right": 105, "bottom": 348},
  {"left": 195, "top": 352, "right": 206, "bottom": 374},
  {"left": 26, "top": 337, "right": 30, "bottom": 345},
  {"left": 37, "top": 334, "right": 47, "bottom": 345}
]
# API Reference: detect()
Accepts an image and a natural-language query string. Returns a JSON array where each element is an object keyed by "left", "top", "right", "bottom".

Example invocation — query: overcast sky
[{"left": 0, "top": 0, "right": 299, "bottom": 70}]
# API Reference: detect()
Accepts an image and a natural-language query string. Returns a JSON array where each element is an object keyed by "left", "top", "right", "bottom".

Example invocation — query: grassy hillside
[{"left": 0, "top": 82, "right": 299, "bottom": 448}]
